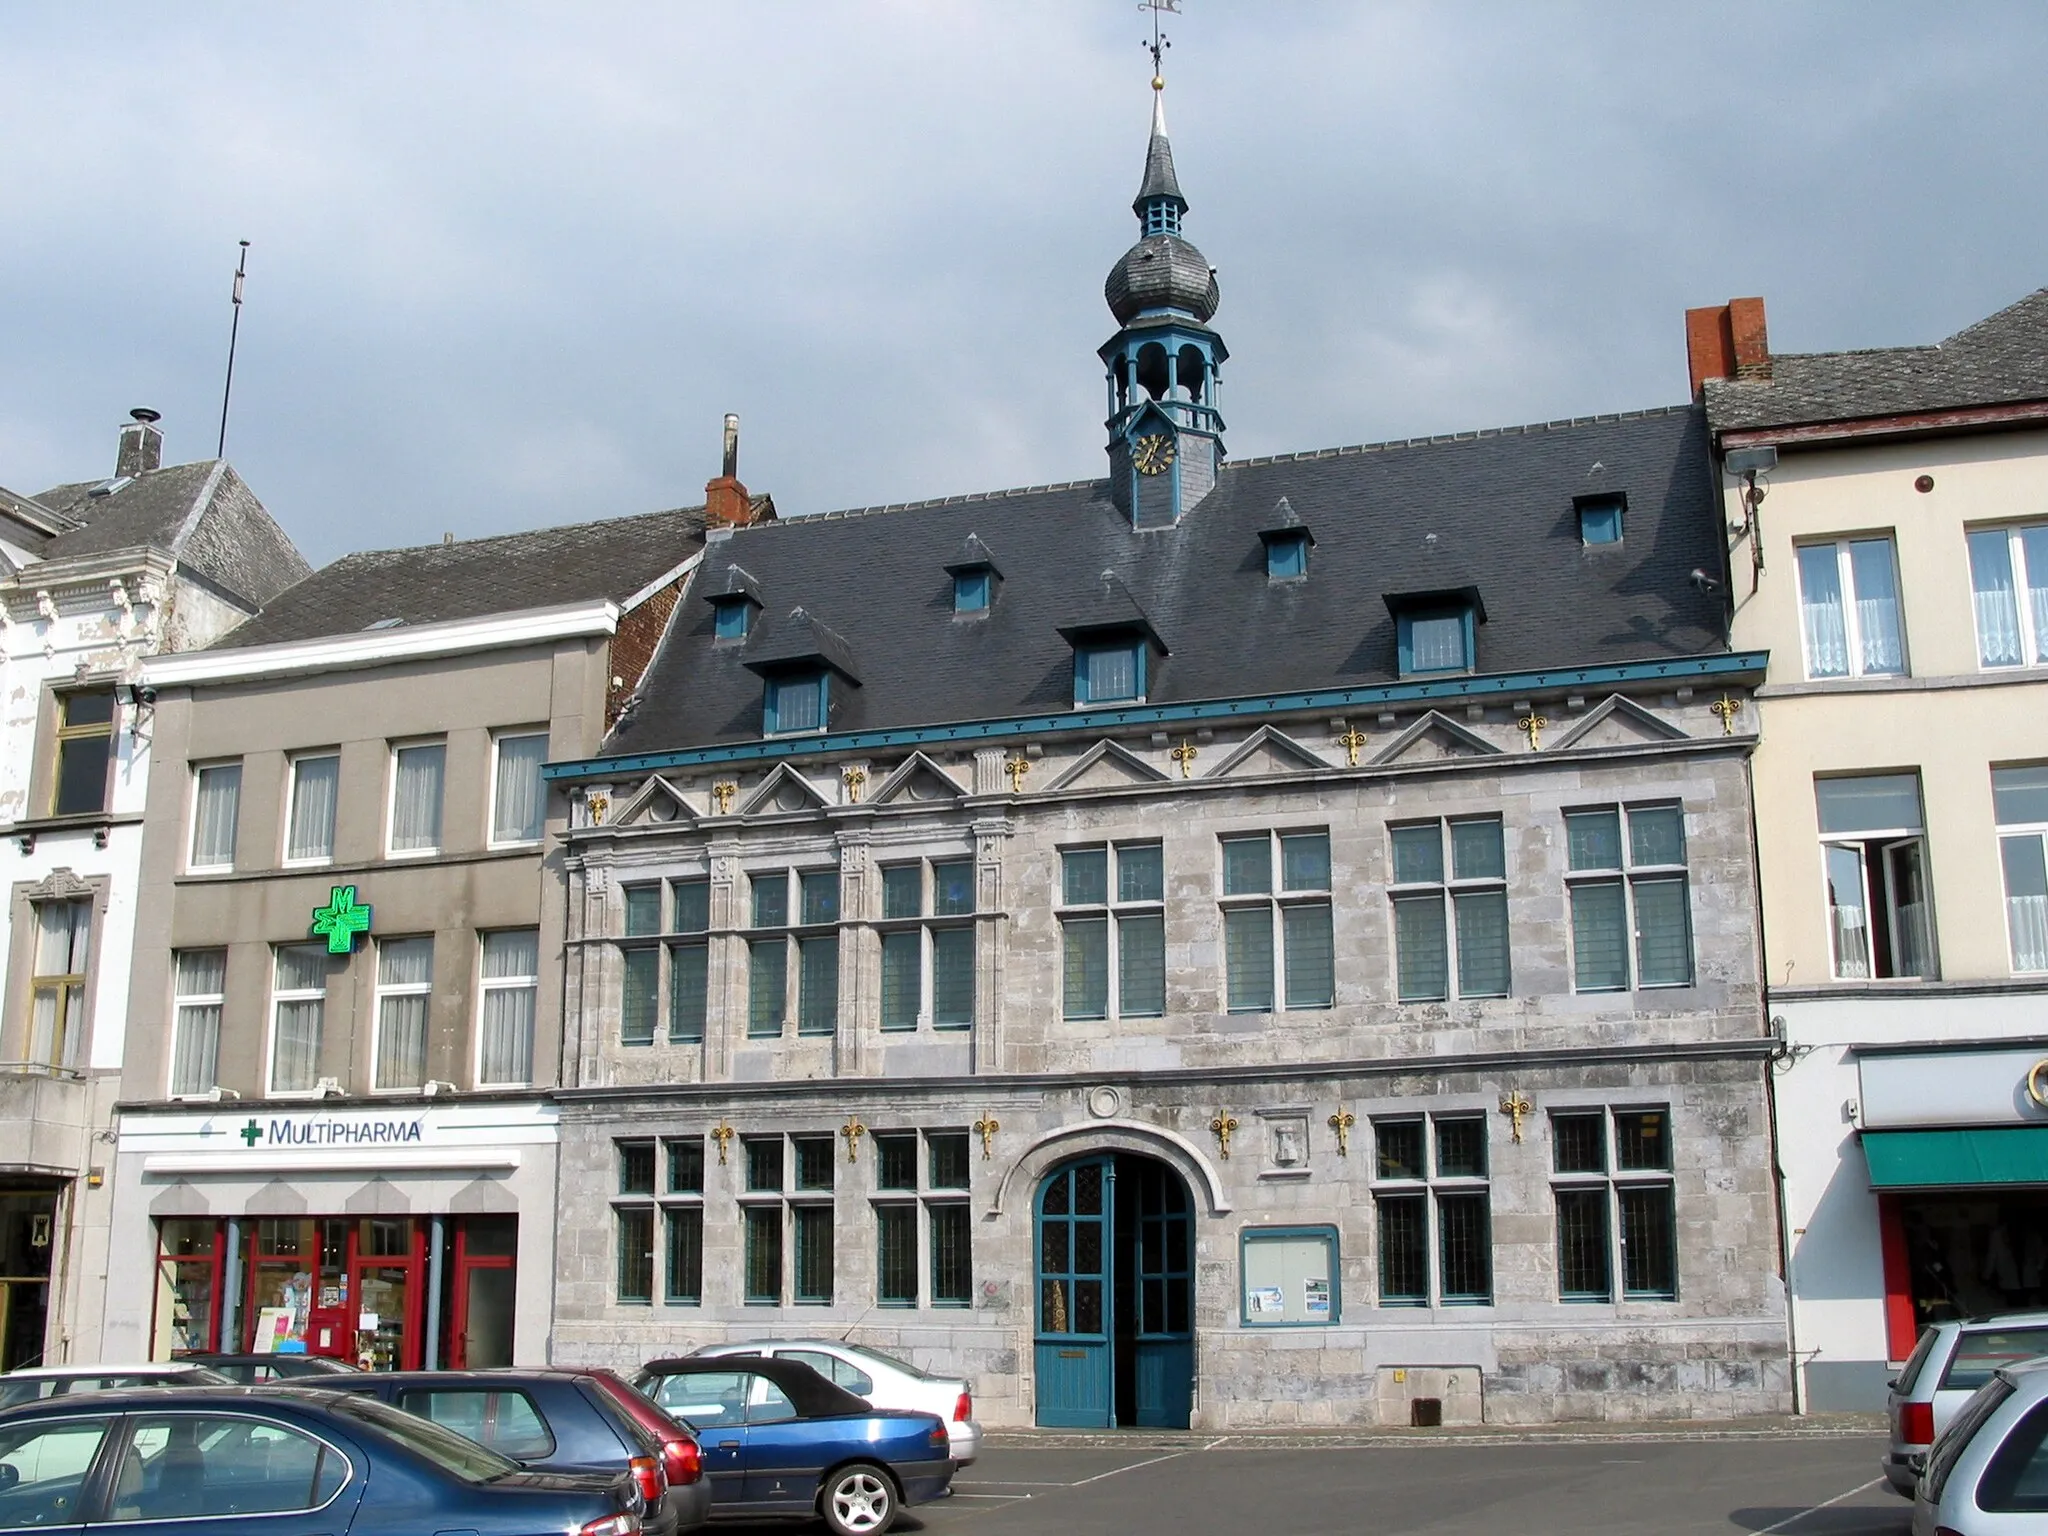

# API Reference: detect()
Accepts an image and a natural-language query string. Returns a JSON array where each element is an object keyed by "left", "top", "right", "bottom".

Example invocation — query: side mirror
[
  {"left": 1886, "top": 1378, "right": 1899, "bottom": 1391},
  {"left": 0, "top": 1463, "right": 19, "bottom": 1491}
]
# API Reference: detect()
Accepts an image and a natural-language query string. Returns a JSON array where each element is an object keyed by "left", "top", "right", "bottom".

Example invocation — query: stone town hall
[{"left": 539, "top": 80, "right": 1785, "bottom": 1427}]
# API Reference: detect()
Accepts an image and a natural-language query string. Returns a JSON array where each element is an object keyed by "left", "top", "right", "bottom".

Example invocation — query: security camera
[{"left": 1688, "top": 568, "right": 1724, "bottom": 593}]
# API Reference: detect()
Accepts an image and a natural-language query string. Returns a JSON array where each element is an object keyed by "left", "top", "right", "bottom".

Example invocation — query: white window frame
[
  {"left": 475, "top": 928, "right": 540, "bottom": 1088},
  {"left": 1996, "top": 767, "right": 2048, "bottom": 976},
  {"left": 1968, "top": 521, "right": 2048, "bottom": 670},
  {"left": 488, "top": 729, "right": 549, "bottom": 849},
  {"left": 1815, "top": 775, "right": 1936, "bottom": 982},
  {"left": 386, "top": 739, "right": 447, "bottom": 858},
  {"left": 1793, "top": 534, "right": 1908, "bottom": 680},
  {"left": 282, "top": 751, "right": 341, "bottom": 867},
  {"left": 370, "top": 936, "right": 435, "bottom": 1093},
  {"left": 169, "top": 949, "right": 226, "bottom": 1098},
  {"left": 266, "top": 944, "right": 329, "bottom": 1098},
  {"left": 188, "top": 761, "right": 243, "bottom": 872}
]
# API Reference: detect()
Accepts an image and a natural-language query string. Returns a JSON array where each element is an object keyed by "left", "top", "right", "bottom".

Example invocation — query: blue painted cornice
[{"left": 544, "top": 651, "right": 1768, "bottom": 783}]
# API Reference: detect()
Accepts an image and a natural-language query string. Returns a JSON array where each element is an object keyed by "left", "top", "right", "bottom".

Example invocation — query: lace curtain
[
  {"left": 373, "top": 937, "right": 433, "bottom": 1089},
  {"left": 271, "top": 944, "right": 328, "bottom": 1092},
  {"left": 478, "top": 931, "right": 537, "bottom": 1085},
  {"left": 170, "top": 950, "right": 225, "bottom": 1096},
  {"left": 492, "top": 736, "right": 547, "bottom": 844},
  {"left": 190, "top": 764, "right": 242, "bottom": 868},
  {"left": 287, "top": 756, "right": 339, "bottom": 861},
  {"left": 390, "top": 745, "right": 445, "bottom": 852}
]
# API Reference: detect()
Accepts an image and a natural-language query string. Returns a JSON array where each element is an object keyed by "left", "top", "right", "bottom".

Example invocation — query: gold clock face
[{"left": 1132, "top": 432, "right": 1176, "bottom": 476}]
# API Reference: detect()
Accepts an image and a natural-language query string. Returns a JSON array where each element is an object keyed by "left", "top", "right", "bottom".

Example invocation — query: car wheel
[{"left": 821, "top": 1462, "right": 896, "bottom": 1536}]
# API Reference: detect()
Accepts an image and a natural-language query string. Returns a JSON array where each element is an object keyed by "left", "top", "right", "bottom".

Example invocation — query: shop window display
[
  {"left": 152, "top": 1219, "right": 222, "bottom": 1358},
  {"left": 1899, "top": 1192, "right": 2048, "bottom": 1326}
]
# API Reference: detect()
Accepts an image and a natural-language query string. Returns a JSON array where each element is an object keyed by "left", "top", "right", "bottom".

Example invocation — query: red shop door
[{"left": 448, "top": 1216, "right": 518, "bottom": 1369}]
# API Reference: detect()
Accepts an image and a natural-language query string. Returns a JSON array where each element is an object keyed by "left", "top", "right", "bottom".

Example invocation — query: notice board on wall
[{"left": 1242, "top": 1230, "right": 1335, "bottom": 1325}]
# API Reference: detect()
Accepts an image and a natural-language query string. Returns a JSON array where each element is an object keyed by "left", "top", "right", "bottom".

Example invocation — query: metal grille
[
  {"left": 1555, "top": 1187, "right": 1612, "bottom": 1300},
  {"left": 876, "top": 1204, "right": 917, "bottom": 1304},
  {"left": 743, "top": 1206, "right": 782, "bottom": 1303},
  {"left": 615, "top": 1207, "right": 653, "bottom": 1303},
  {"left": 1436, "top": 1192, "right": 1492, "bottom": 1303},
  {"left": 793, "top": 1206, "right": 833, "bottom": 1303},
  {"left": 795, "top": 1136, "right": 835, "bottom": 1191},
  {"left": 1376, "top": 1194, "right": 1428, "bottom": 1304},
  {"left": 1619, "top": 1185, "right": 1676, "bottom": 1299},
  {"left": 665, "top": 1207, "right": 702, "bottom": 1303},
  {"left": 930, "top": 1204, "right": 972, "bottom": 1306}
]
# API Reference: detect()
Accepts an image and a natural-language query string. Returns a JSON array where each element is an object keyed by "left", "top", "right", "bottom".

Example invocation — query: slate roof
[
  {"left": 213, "top": 503, "right": 714, "bottom": 649},
  {"left": 1705, "top": 288, "right": 2048, "bottom": 433},
  {"left": 605, "top": 406, "right": 1728, "bottom": 755},
  {"left": 31, "top": 460, "right": 310, "bottom": 608}
]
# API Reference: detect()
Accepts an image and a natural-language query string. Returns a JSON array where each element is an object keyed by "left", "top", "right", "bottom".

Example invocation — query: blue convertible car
[{"left": 633, "top": 1355, "right": 952, "bottom": 1536}]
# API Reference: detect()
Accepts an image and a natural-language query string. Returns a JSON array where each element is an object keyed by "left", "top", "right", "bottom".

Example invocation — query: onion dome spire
[{"left": 1104, "top": 80, "right": 1219, "bottom": 327}]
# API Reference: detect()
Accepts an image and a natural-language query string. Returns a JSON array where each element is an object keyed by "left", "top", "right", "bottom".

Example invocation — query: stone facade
[{"left": 550, "top": 698, "right": 1790, "bottom": 1425}]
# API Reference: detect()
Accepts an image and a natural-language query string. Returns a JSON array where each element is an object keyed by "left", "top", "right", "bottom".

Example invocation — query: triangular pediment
[
  {"left": 1552, "top": 695, "right": 1691, "bottom": 751},
  {"left": 1048, "top": 739, "right": 1170, "bottom": 792},
  {"left": 739, "top": 762, "right": 831, "bottom": 816},
  {"left": 614, "top": 775, "right": 699, "bottom": 827},
  {"left": 872, "top": 752, "right": 965, "bottom": 805},
  {"left": 1206, "top": 726, "right": 1330, "bottom": 779},
  {"left": 1371, "top": 711, "right": 1503, "bottom": 765}
]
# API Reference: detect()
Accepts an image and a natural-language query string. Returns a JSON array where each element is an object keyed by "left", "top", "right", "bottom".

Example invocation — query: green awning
[{"left": 1863, "top": 1127, "right": 2048, "bottom": 1189}]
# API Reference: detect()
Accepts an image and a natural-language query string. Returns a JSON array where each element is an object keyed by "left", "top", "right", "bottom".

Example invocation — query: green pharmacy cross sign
[{"left": 310, "top": 885, "right": 372, "bottom": 954}]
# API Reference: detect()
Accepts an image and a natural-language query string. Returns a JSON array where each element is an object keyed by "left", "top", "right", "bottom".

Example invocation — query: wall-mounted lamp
[
  {"left": 113, "top": 680, "right": 158, "bottom": 745},
  {"left": 1723, "top": 445, "right": 1778, "bottom": 591}
]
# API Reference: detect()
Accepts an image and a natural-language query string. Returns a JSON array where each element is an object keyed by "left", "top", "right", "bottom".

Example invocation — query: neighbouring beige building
[
  {"left": 1692, "top": 288, "right": 2048, "bottom": 1410},
  {"left": 98, "top": 486, "right": 764, "bottom": 1370}
]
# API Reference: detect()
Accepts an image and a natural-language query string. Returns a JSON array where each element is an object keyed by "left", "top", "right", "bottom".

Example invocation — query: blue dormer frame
[
  {"left": 1264, "top": 530, "right": 1310, "bottom": 581},
  {"left": 1074, "top": 639, "right": 1147, "bottom": 706},
  {"left": 953, "top": 569, "right": 993, "bottom": 614},
  {"left": 1576, "top": 492, "right": 1626, "bottom": 547},
  {"left": 764, "top": 671, "right": 828, "bottom": 736},
  {"left": 1142, "top": 200, "right": 1182, "bottom": 237},
  {"left": 712, "top": 596, "right": 754, "bottom": 641},
  {"left": 1398, "top": 607, "right": 1477, "bottom": 677}
]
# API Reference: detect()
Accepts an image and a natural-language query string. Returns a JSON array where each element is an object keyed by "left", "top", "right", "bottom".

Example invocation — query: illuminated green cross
[
  {"left": 310, "top": 885, "right": 372, "bottom": 955},
  {"left": 239, "top": 1119, "right": 262, "bottom": 1147}
]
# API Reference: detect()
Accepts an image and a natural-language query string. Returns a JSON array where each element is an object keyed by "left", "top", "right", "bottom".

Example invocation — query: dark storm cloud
[{"left": 2, "top": 2, "right": 2045, "bottom": 564}]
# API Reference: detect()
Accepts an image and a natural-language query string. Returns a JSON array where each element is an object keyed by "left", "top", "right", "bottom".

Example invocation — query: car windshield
[
  {"left": 326, "top": 1394, "right": 520, "bottom": 1482},
  {"left": 1944, "top": 1331, "right": 2048, "bottom": 1393},
  {"left": 844, "top": 1344, "right": 927, "bottom": 1380},
  {"left": 1929, "top": 1375, "right": 2017, "bottom": 1500}
]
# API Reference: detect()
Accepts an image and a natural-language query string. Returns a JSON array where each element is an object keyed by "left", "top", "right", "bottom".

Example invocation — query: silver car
[
  {"left": 1914, "top": 1356, "right": 2048, "bottom": 1535},
  {"left": 690, "top": 1340, "right": 982, "bottom": 1466},
  {"left": 1886, "top": 1315, "right": 2048, "bottom": 1496}
]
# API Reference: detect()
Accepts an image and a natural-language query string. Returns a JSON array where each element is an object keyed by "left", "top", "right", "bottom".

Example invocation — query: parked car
[
  {"left": 690, "top": 1339, "right": 982, "bottom": 1465},
  {"left": 176, "top": 1352, "right": 360, "bottom": 1383},
  {"left": 633, "top": 1354, "right": 952, "bottom": 1536},
  {"left": 294, "top": 1367, "right": 706, "bottom": 1534},
  {"left": 0, "top": 1384, "right": 644, "bottom": 1534},
  {"left": 1913, "top": 1356, "right": 2048, "bottom": 1535},
  {"left": 0, "top": 1362, "right": 230, "bottom": 1408},
  {"left": 1886, "top": 1313, "right": 2048, "bottom": 1495}
]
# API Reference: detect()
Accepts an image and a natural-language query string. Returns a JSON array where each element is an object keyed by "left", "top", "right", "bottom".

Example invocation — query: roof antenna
[{"left": 216, "top": 240, "right": 251, "bottom": 459}]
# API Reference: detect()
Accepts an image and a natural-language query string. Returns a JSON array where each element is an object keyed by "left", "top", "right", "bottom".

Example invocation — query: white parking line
[
  {"left": 1068, "top": 1450, "right": 1187, "bottom": 1486},
  {"left": 1751, "top": 1476, "right": 1885, "bottom": 1536}
]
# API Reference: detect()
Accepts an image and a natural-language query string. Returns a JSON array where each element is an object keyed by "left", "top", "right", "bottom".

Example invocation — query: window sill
[
  {"left": 663, "top": 1298, "right": 703, "bottom": 1308},
  {"left": 4, "top": 810, "right": 142, "bottom": 852}
]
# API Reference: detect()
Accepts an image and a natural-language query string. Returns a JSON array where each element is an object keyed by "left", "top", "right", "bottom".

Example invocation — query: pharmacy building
[{"left": 542, "top": 88, "right": 1790, "bottom": 1427}]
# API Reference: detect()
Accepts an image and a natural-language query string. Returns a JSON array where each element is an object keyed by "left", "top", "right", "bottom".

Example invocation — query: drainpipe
[
  {"left": 424, "top": 1215, "right": 446, "bottom": 1369},
  {"left": 220, "top": 1219, "right": 244, "bottom": 1351}
]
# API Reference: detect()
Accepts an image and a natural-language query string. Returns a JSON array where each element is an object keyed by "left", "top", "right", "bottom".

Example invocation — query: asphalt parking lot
[{"left": 864, "top": 1432, "right": 1908, "bottom": 1536}]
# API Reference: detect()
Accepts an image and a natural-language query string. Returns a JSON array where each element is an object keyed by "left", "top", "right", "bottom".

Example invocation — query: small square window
[
  {"left": 800, "top": 871, "right": 839, "bottom": 926},
  {"left": 1266, "top": 532, "right": 1309, "bottom": 581},
  {"left": 618, "top": 1141, "right": 656, "bottom": 1196},
  {"left": 875, "top": 1133, "right": 917, "bottom": 1191},
  {"left": 713, "top": 599, "right": 752, "bottom": 640},
  {"left": 744, "top": 1137, "right": 784, "bottom": 1193},
  {"left": 672, "top": 879, "right": 710, "bottom": 934},
  {"left": 1552, "top": 1113, "right": 1607, "bottom": 1175},
  {"left": 1614, "top": 1110, "right": 1670, "bottom": 1172},
  {"left": 1375, "top": 1120, "right": 1425, "bottom": 1181},
  {"left": 794, "top": 1135, "right": 835, "bottom": 1191},
  {"left": 928, "top": 1132, "right": 970, "bottom": 1190},
  {"left": 1063, "top": 848, "right": 1109, "bottom": 906},
  {"left": 766, "top": 672, "right": 827, "bottom": 736},
  {"left": 882, "top": 866, "right": 923, "bottom": 920},
  {"left": 623, "top": 885, "right": 662, "bottom": 937},
  {"left": 954, "top": 570, "right": 992, "bottom": 613},
  {"left": 1399, "top": 608, "right": 1473, "bottom": 676},
  {"left": 1578, "top": 495, "right": 1624, "bottom": 546},
  {"left": 932, "top": 860, "right": 975, "bottom": 916},
  {"left": 1221, "top": 836, "right": 1271, "bottom": 896},
  {"left": 1435, "top": 1117, "right": 1488, "bottom": 1178},
  {"left": 667, "top": 1138, "right": 705, "bottom": 1194},
  {"left": 752, "top": 872, "right": 789, "bottom": 929},
  {"left": 1075, "top": 642, "right": 1143, "bottom": 705}
]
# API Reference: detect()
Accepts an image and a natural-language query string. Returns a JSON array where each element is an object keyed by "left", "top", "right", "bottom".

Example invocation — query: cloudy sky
[{"left": 4, "top": 3, "right": 2046, "bottom": 566}]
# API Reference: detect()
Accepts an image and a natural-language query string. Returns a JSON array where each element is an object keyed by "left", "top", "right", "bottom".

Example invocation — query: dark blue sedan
[
  {"left": 0, "top": 1385, "right": 645, "bottom": 1535},
  {"left": 633, "top": 1355, "right": 953, "bottom": 1536}
]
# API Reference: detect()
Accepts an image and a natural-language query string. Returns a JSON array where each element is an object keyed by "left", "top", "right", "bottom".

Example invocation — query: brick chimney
[
  {"left": 1685, "top": 297, "right": 1771, "bottom": 395},
  {"left": 704, "top": 413, "right": 753, "bottom": 529},
  {"left": 116, "top": 408, "right": 163, "bottom": 478}
]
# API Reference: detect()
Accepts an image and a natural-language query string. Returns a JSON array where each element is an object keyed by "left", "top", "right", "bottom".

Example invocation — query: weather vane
[{"left": 1141, "top": 0, "right": 1178, "bottom": 86}]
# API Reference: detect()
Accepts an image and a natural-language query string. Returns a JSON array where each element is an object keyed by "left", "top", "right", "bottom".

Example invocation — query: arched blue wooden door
[
  {"left": 1131, "top": 1158, "right": 1194, "bottom": 1428},
  {"left": 1035, "top": 1158, "right": 1111, "bottom": 1427}
]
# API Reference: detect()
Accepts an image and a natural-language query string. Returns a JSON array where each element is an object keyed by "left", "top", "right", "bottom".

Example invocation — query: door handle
[{"left": 720, "top": 1439, "right": 739, "bottom": 1449}]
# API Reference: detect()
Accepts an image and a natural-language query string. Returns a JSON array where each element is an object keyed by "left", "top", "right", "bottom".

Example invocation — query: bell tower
[{"left": 1101, "top": 75, "right": 1227, "bottom": 529}]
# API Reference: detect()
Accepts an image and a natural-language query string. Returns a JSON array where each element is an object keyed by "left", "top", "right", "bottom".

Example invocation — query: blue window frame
[
  {"left": 954, "top": 570, "right": 992, "bottom": 613},
  {"left": 1240, "top": 1226, "right": 1340, "bottom": 1326},
  {"left": 765, "top": 672, "right": 827, "bottom": 736},
  {"left": 1266, "top": 532, "right": 1309, "bottom": 581},
  {"left": 1578, "top": 495, "right": 1624, "bottom": 547},
  {"left": 1074, "top": 641, "right": 1145, "bottom": 706},
  {"left": 712, "top": 598, "right": 752, "bottom": 640},
  {"left": 1397, "top": 607, "right": 1474, "bottom": 677}
]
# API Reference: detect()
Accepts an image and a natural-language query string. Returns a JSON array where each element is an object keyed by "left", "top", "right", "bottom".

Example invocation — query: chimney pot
[
  {"left": 705, "top": 412, "right": 752, "bottom": 529},
  {"left": 116, "top": 408, "right": 165, "bottom": 478}
]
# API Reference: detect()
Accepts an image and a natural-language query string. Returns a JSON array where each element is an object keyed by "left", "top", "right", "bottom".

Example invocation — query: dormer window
[
  {"left": 953, "top": 570, "right": 992, "bottom": 614},
  {"left": 765, "top": 672, "right": 827, "bottom": 736},
  {"left": 1577, "top": 493, "right": 1626, "bottom": 547},
  {"left": 712, "top": 596, "right": 754, "bottom": 641},
  {"left": 1075, "top": 641, "right": 1145, "bottom": 705},
  {"left": 1265, "top": 531, "right": 1310, "bottom": 581},
  {"left": 1387, "top": 588, "right": 1485, "bottom": 678}
]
